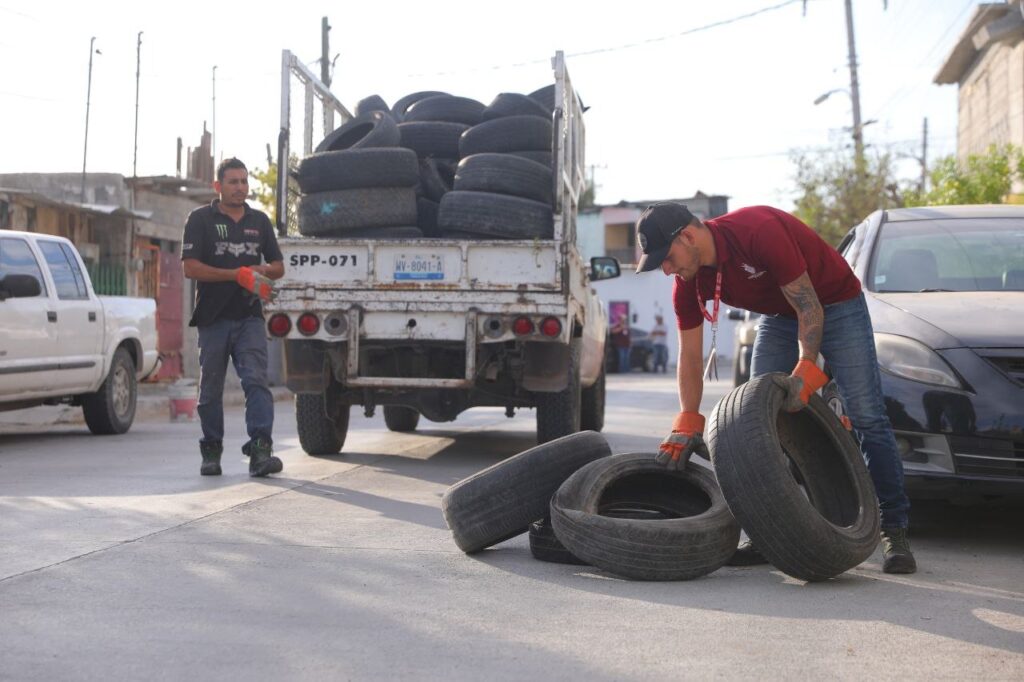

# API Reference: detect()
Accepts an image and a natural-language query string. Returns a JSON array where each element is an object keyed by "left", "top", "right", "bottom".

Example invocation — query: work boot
[
  {"left": 248, "top": 437, "right": 283, "bottom": 478},
  {"left": 726, "top": 539, "right": 769, "bottom": 566},
  {"left": 881, "top": 527, "right": 917, "bottom": 574},
  {"left": 241, "top": 439, "right": 252, "bottom": 457},
  {"left": 199, "top": 440, "right": 223, "bottom": 476}
]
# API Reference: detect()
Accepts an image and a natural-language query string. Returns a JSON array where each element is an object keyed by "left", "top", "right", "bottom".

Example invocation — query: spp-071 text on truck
[{"left": 265, "top": 50, "right": 620, "bottom": 454}]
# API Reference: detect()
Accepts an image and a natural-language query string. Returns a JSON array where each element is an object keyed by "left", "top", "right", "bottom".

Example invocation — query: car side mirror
[
  {"left": 590, "top": 256, "right": 621, "bottom": 281},
  {"left": 727, "top": 309, "right": 744, "bottom": 321},
  {"left": 0, "top": 274, "right": 42, "bottom": 301}
]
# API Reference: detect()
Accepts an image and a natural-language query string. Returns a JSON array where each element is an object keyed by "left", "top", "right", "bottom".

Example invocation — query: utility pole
[
  {"left": 320, "top": 17, "right": 331, "bottom": 87},
  {"left": 212, "top": 65, "right": 218, "bottom": 168},
  {"left": 843, "top": 0, "right": 865, "bottom": 169},
  {"left": 133, "top": 32, "right": 142, "bottom": 180},
  {"left": 81, "top": 37, "right": 100, "bottom": 203},
  {"left": 920, "top": 117, "right": 929, "bottom": 194}
]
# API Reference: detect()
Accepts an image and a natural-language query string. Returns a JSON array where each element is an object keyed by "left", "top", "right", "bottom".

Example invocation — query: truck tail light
[
  {"left": 268, "top": 314, "right": 291, "bottom": 337},
  {"left": 540, "top": 317, "right": 561, "bottom": 337},
  {"left": 297, "top": 313, "right": 320, "bottom": 336},
  {"left": 512, "top": 316, "right": 534, "bottom": 336}
]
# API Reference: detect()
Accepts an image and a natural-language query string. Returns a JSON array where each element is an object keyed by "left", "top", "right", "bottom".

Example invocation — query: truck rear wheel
[
  {"left": 384, "top": 406, "right": 420, "bottom": 432},
  {"left": 580, "top": 365, "right": 605, "bottom": 432},
  {"left": 535, "top": 339, "right": 582, "bottom": 444},
  {"left": 295, "top": 393, "right": 350, "bottom": 455},
  {"left": 82, "top": 347, "right": 137, "bottom": 435}
]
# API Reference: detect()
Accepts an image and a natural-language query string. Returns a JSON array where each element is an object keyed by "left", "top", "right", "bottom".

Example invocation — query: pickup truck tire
[
  {"left": 535, "top": 338, "right": 582, "bottom": 444},
  {"left": 580, "top": 365, "right": 605, "bottom": 432},
  {"left": 459, "top": 115, "right": 552, "bottom": 157},
  {"left": 550, "top": 453, "right": 740, "bottom": 580},
  {"left": 403, "top": 95, "right": 486, "bottom": 126},
  {"left": 295, "top": 393, "right": 350, "bottom": 455},
  {"left": 483, "top": 92, "right": 551, "bottom": 121},
  {"left": 81, "top": 347, "right": 137, "bottom": 435},
  {"left": 454, "top": 153, "right": 552, "bottom": 205},
  {"left": 398, "top": 122, "right": 469, "bottom": 159},
  {"left": 298, "top": 187, "right": 418, "bottom": 236},
  {"left": 315, "top": 111, "right": 401, "bottom": 153},
  {"left": 384, "top": 406, "right": 420, "bottom": 432},
  {"left": 295, "top": 148, "right": 419, "bottom": 194},
  {"left": 706, "top": 374, "right": 880, "bottom": 582},
  {"left": 392, "top": 90, "right": 449, "bottom": 121},
  {"left": 355, "top": 94, "right": 391, "bottom": 117},
  {"left": 437, "top": 191, "right": 553, "bottom": 240},
  {"left": 441, "top": 430, "right": 611, "bottom": 553}
]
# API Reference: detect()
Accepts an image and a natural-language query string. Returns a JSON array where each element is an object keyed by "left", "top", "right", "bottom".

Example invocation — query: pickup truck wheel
[
  {"left": 437, "top": 191, "right": 553, "bottom": 240},
  {"left": 535, "top": 339, "right": 582, "bottom": 444},
  {"left": 580, "top": 365, "right": 605, "bottom": 432},
  {"left": 441, "top": 430, "right": 611, "bottom": 553},
  {"left": 295, "top": 393, "right": 350, "bottom": 455},
  {"left": 82, "top": 347, "right": 137, "bottom": 435},
  {"left": 384, "top": 406, "right": 420, "bottom": 432}
]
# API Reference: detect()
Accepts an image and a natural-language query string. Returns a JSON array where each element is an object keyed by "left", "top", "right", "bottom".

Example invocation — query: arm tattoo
[{"left": 781, "top": 273, "right": 824, "bottom": 361}]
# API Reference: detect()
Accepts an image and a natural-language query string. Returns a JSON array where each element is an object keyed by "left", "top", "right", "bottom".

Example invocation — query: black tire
[
  {"left": 82, "top": 347, "right": 137, "bottom": 435},
  {"left": 459, "top": 116, "right": 552, "bottom": 157},
  {"left": 706, "top": 374, "right": 880, "bottom": 582},
  {"left": 441, "top": 430, "right": 611, "bottom": 554},
  {"left": 298, "top": 187, "right": 417, "bottom": 236},
  {"left": 483, "top": 92, "right": 550, "bottom": 121},
  {"left": 354, "top": 94, "right": 390, "bottom": 117},
  {"left": 392, "top": 90, "right": 449, "bottom": 121},
  {"left": 535, "top": 339, "right": 581, "bottom": 444},
  {"left": 418, "top": 158, "right": 455, "bottom": 202},
  {"left": 437, "top": 191, "right": 553, "bottom": 240},
  {"left": 550, "top": 453, "right": 741, "bottom": 581},
  {"left": 529, "top": 519, "right": 589, "bottom": 565},
  {"left": 315, "top": 111, "right": 400, "bottom": 152},
  {"left": 384, "top": 405, "right": 420, "bottom": 432},
  {"left": 416, "top": 197, "right": 441, "bottom": 238},
  {"left": 342, "top": 226, "right": 423, "bottom": 239},
  {"left": 580, "top": 365, "right": 605, "bottom": 432},
  {"left": 527, "top": 84, "right": 556, "bottom": 114},
  {"left": 295, "top": 393, "right": 350, "bottom": 455},
  {"left": 398, "top": 121, "right": 469, "bottom": 159},
  {"left": 454, "top": 153, "right": 552, "bottom": 205},
  {"left": 404, "top": 95, "right": 485, "bottom": 126},
  {"left": 295, "top": 148, "right": 418, "bottom": 194},
  {"left": 507, "top": 150, "right": 553, "bottom": 168}
]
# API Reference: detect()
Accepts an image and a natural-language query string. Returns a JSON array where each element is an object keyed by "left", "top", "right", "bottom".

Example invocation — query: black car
[
  {"left": 605, "top": 326, "right": 655, "bottom": 373},
  {"left": 829, "top": 205, "right": 1024, "bottom": 500}
]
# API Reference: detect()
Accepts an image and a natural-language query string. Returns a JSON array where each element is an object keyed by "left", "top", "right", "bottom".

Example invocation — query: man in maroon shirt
[{"left": 635, "top": 202, "right": 916, "bottom": 574}]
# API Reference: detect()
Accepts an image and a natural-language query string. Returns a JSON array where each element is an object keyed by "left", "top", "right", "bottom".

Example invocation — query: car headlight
[{"left": 873, "top": 333, "right": 962, "bottom": 388}]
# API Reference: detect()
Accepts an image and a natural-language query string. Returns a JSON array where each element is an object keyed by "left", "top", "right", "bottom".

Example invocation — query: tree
[
  {"left": 251, "top": 154, "right": 300, "bottom": 235},
  {"left": 790, "top": 147, "right": 902, "bottom": 246},
  {"left": 903, "top": 144, "right": 1024, "bottom": 207}
]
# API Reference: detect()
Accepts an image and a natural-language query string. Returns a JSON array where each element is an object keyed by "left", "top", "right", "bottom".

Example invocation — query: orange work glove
[
  {"left": 772, "top": 359, "right": 828, "bottom": 412},
  {"left": 235, "top": 266, "right": 275, "bottom": 303},
  {"left": 655, "top": 411, "right": 709, "bottom": 471}
]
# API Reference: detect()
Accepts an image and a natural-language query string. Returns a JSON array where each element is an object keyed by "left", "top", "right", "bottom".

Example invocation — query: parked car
[
  {"left": 0, "top": 229, "right": 159, "bottom": 433},
  {"left": 727, "top": 309, "right": 762, "bottom": 385},
  {"left": 605, "top": 327, "right": 655, "bottom": 373},
  {"left": 829, "top": 205, "right": 1024, "bottom": 500}
]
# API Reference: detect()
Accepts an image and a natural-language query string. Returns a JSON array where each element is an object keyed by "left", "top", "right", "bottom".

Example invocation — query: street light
[
  {"left": 813, "top": 88, "right": 848, "bottom": 106},
  {"left": 81, "top": 37, "right": 101, "bottom": 203},
  {"left": 813, "top": 87, "right": 867, "bottom": 166}
]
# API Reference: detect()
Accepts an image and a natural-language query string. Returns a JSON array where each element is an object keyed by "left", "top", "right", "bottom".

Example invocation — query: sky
[{"left": 0, "top": 0, "right": 982, "bottom": 211}]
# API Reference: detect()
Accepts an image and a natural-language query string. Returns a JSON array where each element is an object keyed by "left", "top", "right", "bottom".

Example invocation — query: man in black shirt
[{"left": 181, "top": 158, "right": 285, "bottom": 477}]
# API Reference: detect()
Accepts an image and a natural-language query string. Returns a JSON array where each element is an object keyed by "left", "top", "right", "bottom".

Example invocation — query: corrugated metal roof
[{"left": 0, "top": 187, "right": 151, "bottom": 220}]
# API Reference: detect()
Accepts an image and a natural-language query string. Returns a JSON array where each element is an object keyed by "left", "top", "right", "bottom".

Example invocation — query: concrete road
[{"left": 1, "top": 374, "right": 1022, "bottom": 680}]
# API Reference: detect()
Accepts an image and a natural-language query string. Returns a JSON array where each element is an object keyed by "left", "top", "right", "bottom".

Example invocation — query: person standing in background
[{"left": 650, "top": 314, "right": 669, "bottom": 373}]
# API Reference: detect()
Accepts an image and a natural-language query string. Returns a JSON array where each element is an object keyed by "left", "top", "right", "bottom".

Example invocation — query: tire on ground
[
  {"left": 459, "top": 115, "right": 552, "bottom": 157},
  {"left": 454, "top": 153, "right": 552, "bottom": 205},
  {"left": 706, "top": 373, "right": 880, "bottom": 582},
  {"left": 403, "top": 95, "right": 485, "bottom": 126},
  {"left": 315, "top": 111, "right": 401, "bottom": 152},
  {"left": 298, "top": 187, "right": 417, "bottom": 236},
  {"left": 384, "top": 406, "right": 420, "bottom": 432},
  {"left": 82, "top": 346, "right": 137, "bottom": 435},
  {"left": 398, "top": 121, "right": 469, "bottom": 159},
  {"left": 295, "top": 148, "right": 418, "bottom": 194},
  {"left": 295, "top": 393, "right": 350, "bottom": 455},
  {"left": 441, "top": 430, "right": 611, "bottom": 553},
  {"left": 550, "top": 453, "right": 740, "bottom": 580},
  {"left": 437, "top": 191, "right": 553, "bottom": 240}
]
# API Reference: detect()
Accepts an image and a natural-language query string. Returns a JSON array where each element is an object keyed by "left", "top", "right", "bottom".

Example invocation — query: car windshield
[{"left": 869, "top": 217, "right": 1024, "bottom": 292}]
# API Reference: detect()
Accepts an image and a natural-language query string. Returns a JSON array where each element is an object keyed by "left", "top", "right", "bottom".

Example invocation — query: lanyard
[{"left": 696, "top": 271, "right": 722, "bottom": 380}]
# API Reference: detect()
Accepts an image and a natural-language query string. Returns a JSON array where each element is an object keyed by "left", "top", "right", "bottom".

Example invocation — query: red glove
[
  {"left": 772, "top": 359, "right": 828, "bottom": 412},
  {"left": 655, "top": 412, "right": 709, "bottom": 471},
  {"left": 236, "top": 266, "right": 275, "bottom": 302}
]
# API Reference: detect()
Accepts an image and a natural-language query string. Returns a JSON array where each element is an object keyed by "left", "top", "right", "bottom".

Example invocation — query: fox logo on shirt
[
  {"left": 741, "top": 262, "right": 766, "bottom": 280},
  {"left": 214, "top": 241, "right": 259, "bottom": 257}
]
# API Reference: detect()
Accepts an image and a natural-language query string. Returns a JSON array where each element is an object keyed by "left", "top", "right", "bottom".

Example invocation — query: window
[
  {"left": 0, "top": 237, "right": 46, "bottom": 296},
  {"left": 38, "top": 240, "right": 89, "bottom": 300}
]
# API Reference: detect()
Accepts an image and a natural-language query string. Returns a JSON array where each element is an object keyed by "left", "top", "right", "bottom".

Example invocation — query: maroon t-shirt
[{"left": 673, "top": 206, "right": 861, "bottom": 330}]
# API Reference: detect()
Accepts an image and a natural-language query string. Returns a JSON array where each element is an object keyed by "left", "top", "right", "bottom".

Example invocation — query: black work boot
[
  {"left": 881, "top": 527, "right": 917, "bottom": 574},
  {"left": 199, "top": 440, "right": 223, "bottom": 476},
  {"left": 248, "top": 438, "right": 283, "bottom": 478},
  {"left": 241, "top": 439, "right": 253, "bottom": 457},
  {"left": 726, "top": 539, "right": 769, "bottom": 566}
]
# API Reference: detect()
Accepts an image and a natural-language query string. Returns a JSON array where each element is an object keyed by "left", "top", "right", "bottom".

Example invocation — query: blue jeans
[
  {"left": 197, "top": 316, "right": 274, "bottom": 445},
  {"left": 653, "top": 344, "right": 669, "bottom": 373},
  {"left": 750, "top": 293, "right": 910, "bottom": 529},
  {"left": 617, "top": 347, "right": 631, "bottom": 373}
]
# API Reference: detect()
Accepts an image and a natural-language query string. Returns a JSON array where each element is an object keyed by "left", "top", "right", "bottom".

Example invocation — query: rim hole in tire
[{"left": 598, "top": 472, "right": 711, "bottom": 519}]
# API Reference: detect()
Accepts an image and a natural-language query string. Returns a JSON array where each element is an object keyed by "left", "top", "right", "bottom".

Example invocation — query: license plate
[{"left": 394, "top": 253, "right": 444, "bottom": 280}]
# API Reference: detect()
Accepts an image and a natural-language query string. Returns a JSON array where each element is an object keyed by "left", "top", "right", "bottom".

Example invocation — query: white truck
[
  {"left": 265, "top": 51, "right": 620, "bottom": 453},
  {"left": 0, "top": 230, "right": 159, "bottom": 433}
]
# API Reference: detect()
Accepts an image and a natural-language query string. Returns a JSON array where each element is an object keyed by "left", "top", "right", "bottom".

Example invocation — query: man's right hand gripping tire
[{"left": 655, "top": 411, "right": 709, "bottom": 471}]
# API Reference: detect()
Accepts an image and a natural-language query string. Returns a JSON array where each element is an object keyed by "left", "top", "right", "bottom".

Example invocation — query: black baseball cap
[{"left": 635, "top": 202, "right": 695, "bottom": 273}]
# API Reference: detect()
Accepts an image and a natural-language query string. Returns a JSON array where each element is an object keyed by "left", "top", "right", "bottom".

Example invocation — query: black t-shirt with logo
[{"left": 180, "top": 200, "right": 283, "bottom": 328}]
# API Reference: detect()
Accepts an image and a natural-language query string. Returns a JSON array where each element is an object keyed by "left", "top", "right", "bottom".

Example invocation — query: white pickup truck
[
  {"left": 265, "top": 50, "right": 620, "bottom": 453},
  {"left": 0, "top": 229, "right": 159, "bottom": 433}
]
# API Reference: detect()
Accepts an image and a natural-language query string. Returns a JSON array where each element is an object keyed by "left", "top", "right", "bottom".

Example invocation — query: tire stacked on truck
[{"left": 295, "top": 111, "right": 421, "bottom": 239}]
